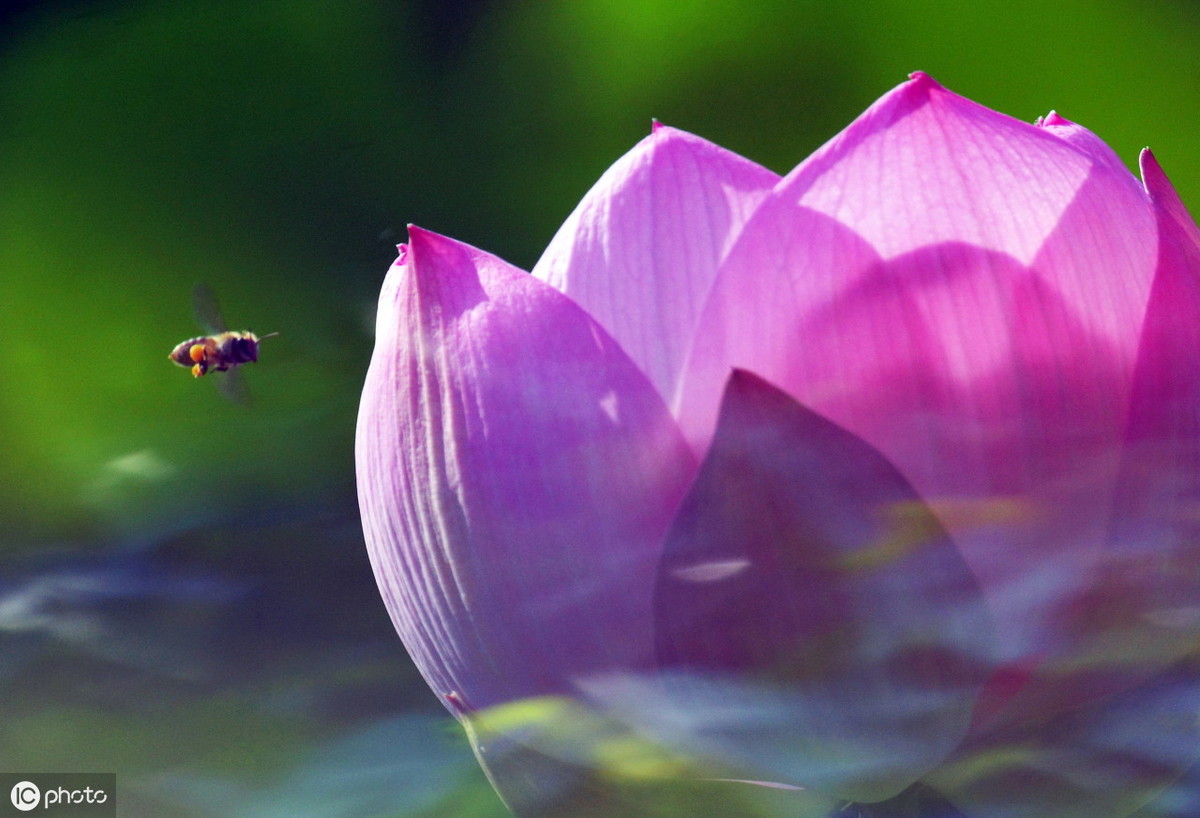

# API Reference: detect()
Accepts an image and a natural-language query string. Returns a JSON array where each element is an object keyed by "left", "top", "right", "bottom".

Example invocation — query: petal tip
[
  {"left": 400, "top": 225, "right": 489, "bottom": 289},
  {"left": 1040, "top": 110, "right": 1071, "bottom": 128},
  {"left": 726, "top": 366, "right": 759, "bottom": 391},
  {"left": 405, "top": 224, "right": 449, "bottom": 255},
  {"left": 647, "top": 120, "right": 689, "bottom": 143},
  {"left": 719, "top": 368, "right": 785, "bottom": 422},
  {"left": 906, "top": 70, "right": 942, "bottom": 90},
  {"left": 1138, "top": 147, "right": 1191, "bottom": 213},
  {"left": 892, "top": 70, "right": 946, "bottom": 109},
  {"left": 1139, "top": 147, "right": 1166, "bottom": 194}
]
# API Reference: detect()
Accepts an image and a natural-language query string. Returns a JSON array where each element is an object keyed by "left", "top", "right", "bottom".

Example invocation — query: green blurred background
[{"left": 1, "top": 1, "right": 1197, "bottom": 815}]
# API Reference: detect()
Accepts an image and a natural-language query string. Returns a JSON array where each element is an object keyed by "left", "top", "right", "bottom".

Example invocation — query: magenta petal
[
  {"left": 770, "top": 73, "right": 1155, "bottom": 368},
  {"left": 655, "top": 370, "right": 991, "bottom": 801},
  {"left": 678, "top": 76, "right": 1160, "bottom": 722},
  {"left": 782, "top": 73, "right": 1112, "bottom": 261},
  {"left": 683, "top": 221, "right": 1138, "bottom": 669},
  {"left": 533, "top": 125, "right": 778, "bottom": 408},
  {"left": 356, "top": 226, "right": 696, "bottom": 714},
  {"left": 1090, "top": 153, "right": 1200, "bottom": 693}
]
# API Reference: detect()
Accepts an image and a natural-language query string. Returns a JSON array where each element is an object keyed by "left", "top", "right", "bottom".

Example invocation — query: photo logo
[
  {"left": 1, "top": 775, "right": 114, "bottom": 816},
  {"left": 9, "top": 782, "right": 38, "bottom": 812}
]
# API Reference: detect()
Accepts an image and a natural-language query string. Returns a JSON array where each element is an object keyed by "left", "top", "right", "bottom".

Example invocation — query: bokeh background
[{"left": 2, "top": 1, "right": 1198, "bottom": 815}]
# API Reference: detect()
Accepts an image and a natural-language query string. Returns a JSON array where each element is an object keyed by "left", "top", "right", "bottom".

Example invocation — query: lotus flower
[{"left": 357, "top": 73, "right": 1200, "bottom": 817}]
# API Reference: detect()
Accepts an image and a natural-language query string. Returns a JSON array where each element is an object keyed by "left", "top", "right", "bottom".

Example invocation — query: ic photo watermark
[{"left": 1, "top": 775, "right": 114, "bottom": 816}]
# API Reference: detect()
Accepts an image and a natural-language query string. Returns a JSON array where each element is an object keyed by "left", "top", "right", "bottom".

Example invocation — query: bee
[{"left": 169, "top": 284, "right": 277, "bottom": 402}]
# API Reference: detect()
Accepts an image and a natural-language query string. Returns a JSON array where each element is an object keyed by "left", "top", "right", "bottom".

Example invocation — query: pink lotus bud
[{"left": 357, "top": 74, "right": 1200, "bottom": 817}]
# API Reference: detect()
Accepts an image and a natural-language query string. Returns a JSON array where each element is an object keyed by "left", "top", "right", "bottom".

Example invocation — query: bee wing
[
  {"left": 192, "top": 283, "right": 228, "bottom": 334},
  {"left": 215, "top": 368, "right": 252, "bottom": 406}
]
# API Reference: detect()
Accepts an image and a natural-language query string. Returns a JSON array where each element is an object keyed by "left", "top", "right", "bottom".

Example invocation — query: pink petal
[
  {"left": 356, "top": 226, "right": 696, "bottom": 715},
  {"left": 975, "top": 154, "right": 1200, "bottom": 730},
  {"left": 533, "top": 125, "right": 778, "bottom": 408},
  {"left": 677, "top": 74, "right": 1160, "bottom": 720},
  {"left": 1085, "top": 153, "right": 1200, "bottom": 695},
  {"left": 654, "top": 371, "right": 991, "bottom": 801},
  {"left": 781, "top": 73, "right": 1151, "bottom": 269}
]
